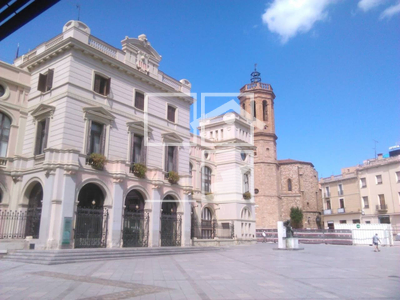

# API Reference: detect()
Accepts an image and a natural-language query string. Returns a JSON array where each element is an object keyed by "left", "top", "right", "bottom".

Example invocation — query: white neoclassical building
[
  {"left": 0, "top": 21, "right": 256, "bottom": 250},
  {"left": 0, "top": 21, "right": 194, "bottom": 250}
]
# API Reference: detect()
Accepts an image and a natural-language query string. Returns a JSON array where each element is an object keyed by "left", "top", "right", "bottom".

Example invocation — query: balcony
[
  {"left": 324, "top": 192, "right": 331, "bottom": 198},
  {"left": 338, "top": 190, "right": 343, "bottom": 196},
  {"left": 0, "top": 157, "right": 7, "bottom": 167},
  {"left": 323, "top": 209, "right": 332, "bottom": 215},
  {"left": 337, "top": 208, "right": 345, "bottom": 214},
  {"left": 376, "top": 204, "right": 388, "bottom": 213}
]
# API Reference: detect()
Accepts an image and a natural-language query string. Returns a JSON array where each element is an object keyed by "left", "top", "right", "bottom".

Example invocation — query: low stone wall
[
  {"left": 256, "top": 229, "right": 353, "bottom": 245},
  {"left": 192, "top": 238, "right": 256, "bottom": 247},
  {"left": 0, "top": 239, "right": 29, "bottom": 251}
]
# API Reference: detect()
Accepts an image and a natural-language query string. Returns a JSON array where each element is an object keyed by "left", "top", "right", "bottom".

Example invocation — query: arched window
[
  {"left": 201, "top": 166, "right": 212, "bottom": 193},
  {"left": 0, "top": 112, "right": 11, "bottom": 157},
  {"left": 202, "top": 207, "right": 212, "bottom": 221},
  {"left": 288, "top": 179, "right": 292, "bottom": 191},
  {"left": 242, "top": 103, "right": 245, "bottom": 110},
  {"left": 243, "top": 173, "right": 249, "bottom": 193},
  {"left": 252, "top": 101, "right": 256, "bottom": 119},
  {"left": 189, "top": 163, "right": 193, "bottom": 174},
  {"left": 262, "top": 100, "right": 268, "bottom": 121}
]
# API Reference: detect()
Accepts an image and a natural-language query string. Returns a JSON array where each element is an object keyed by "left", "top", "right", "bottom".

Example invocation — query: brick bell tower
[{"left": 238, "top": 66, "right": 281, "bottom": 228}]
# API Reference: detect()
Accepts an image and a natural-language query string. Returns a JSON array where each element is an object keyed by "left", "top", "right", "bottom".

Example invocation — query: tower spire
[{"left": 251, "top": 63, "right": 261, "bottom": 83}]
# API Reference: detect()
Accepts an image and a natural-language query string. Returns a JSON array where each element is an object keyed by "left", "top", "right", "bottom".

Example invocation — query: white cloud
[
  {"left": 379, "top": 1, "right": 400, "bottom": 19},
  {"left": 357, "top": 0, "right": 386, "bottom": 12},
  {"left": 262, "top": 0, "right": 336, "bottom": 44}
]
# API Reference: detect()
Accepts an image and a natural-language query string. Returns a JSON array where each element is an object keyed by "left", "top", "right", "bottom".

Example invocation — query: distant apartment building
[{"left": 320, "top": 152, "right": 400, "bottom": 228}]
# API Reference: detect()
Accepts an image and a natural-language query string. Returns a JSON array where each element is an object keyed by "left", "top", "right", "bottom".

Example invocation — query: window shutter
[
  {"left": 94, "top": 75, "right": 101, "bottom": 93},
  {"left": 105, "top": 77, "right": 111, "bottom": 96},
  {"left": 46, "top": 69, "right": 54, "bottom": 91},
  {"left": 164, "top": 146, "right": 168, "bottom": 172},
  {"left": 86, "top": 120, "right": 92, "bottom": 154},
  {"left": 38, "top": 74, "right": 46, "bottom": 92},
  {"left": 129, "top": 132, "right": 135, "bottom": 162},
  {"left": 172, "top": 146, "right": 178, "bottom": 172},
  {"left": 100, "top": 125, "right": 107, "bottom": 155},
  {"left": 42, "top": 118, "right": 50, "bottom": 151},
  {"left": 141, "top": 136, "right": 147, "bottom": 164},
  {"left": 35, "top": 122, "right": 42, "bottom": 155}
]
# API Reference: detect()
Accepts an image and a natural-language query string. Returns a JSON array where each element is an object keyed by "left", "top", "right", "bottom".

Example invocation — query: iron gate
[
  {"left": 160, "top": 213, "right": 182, "bottom": 246},
  {"left": 25, "top": 208, "right": 42, "bottom": 239},
  {"left": 122, "top": 210, "right": 149, "bottom": 247},
  {"left": 74, "top": 208, "right": 108, "bottom": 248}
]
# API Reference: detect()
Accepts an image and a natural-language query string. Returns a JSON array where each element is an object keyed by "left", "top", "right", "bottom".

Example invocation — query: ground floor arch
[
  {"left": 122, "top": 189, "right": 149, "bottom": 247},
  {"left": 160, "top": 195, "right": 182, "bottom": 246},
  {"left": 25, "top": 182, "right": 43, "bottom": 239},
  {"left": 74, "top": 183, "right": 108, "bottom": 248}
]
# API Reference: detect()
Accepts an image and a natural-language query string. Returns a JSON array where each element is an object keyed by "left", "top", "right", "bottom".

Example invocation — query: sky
[{"left": 1, "top": 0, "right": 399, "bottom": 178}]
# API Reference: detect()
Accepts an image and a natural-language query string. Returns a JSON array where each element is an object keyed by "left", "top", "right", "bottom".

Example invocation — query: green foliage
[
  {"left": 88, "top": 153, "right": 106, "bottom": 170},
  {"left": 290, "top": 207, "right": 303, "bottom": 228},
  {"left": 243, "top": 192, "right": 252, "bottom": 200},
  {"left": 132, "top": 163, "right": 147, "bottom": 178},
  {"left": 168, "top": 171, "right": 180, "bottom": 184}
]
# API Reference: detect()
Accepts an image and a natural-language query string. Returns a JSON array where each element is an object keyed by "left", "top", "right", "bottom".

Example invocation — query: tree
[{"left": 290, "top": 207, "right": 303, "bottom": 229}]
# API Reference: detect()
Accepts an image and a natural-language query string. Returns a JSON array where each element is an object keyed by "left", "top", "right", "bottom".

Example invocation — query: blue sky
[{"left": 1, "top": 0, "right": 399, "bottom": 178}]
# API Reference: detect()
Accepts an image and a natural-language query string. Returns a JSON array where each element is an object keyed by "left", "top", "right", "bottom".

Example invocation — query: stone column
[
  {"left": 182, "top": 193, "right": 191, "bottom": 246},
  {"left": 110, "top": 179, "right": 124, "bottom": 248},
  {"left": 149, "top": 186, "right": 161, "bottom": 247},
  {"left": 38, "top": 169, "right": 56, "bottom": 249},
  {"left": 57, "top": 170, "right": 77, "bottom": 249}
]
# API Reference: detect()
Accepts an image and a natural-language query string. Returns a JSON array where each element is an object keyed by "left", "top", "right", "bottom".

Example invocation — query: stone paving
[{"left": 0, "top": 243, "right": 399, "bottom": 299}]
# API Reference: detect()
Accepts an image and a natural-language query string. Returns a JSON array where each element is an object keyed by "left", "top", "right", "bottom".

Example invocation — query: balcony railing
[
  {"left": 0, "top": 157, "right": 7, "bottom": 166},
  {"left": 376, "top": 204, "right": 388, "bottom": 212},
  {"left": 337, "top": 208, "right": 345, "bottom": 213},
  {"left": 323, "top": 209, "right": 332, "bottom": 215},
  {"left": 324, "top": 192, "right": 331, "bottom": 198},
  {"left": 338, "top": 190, "right": 343, "bottom": 196}
]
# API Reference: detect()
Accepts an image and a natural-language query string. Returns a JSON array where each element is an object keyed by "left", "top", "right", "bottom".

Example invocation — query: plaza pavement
[{"left": 0, "top": 243, "right": 399, "bottom": 300}]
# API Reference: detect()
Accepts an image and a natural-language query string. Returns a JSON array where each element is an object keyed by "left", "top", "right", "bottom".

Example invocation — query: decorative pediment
[
  {"left": 121, "top": 35, "right": 162, "bottom": 62},
  {"left": 126, "top": 120, "right": 153, "bottom": 133},
  {"left": 83, "top": 106, "right": 115, "bottom": 124},
  {"left": 162, "top": 132, "right": 183, "bottom": 143},
  {"left": 31, "top": 104, "right": 56, "bottom": 119}
]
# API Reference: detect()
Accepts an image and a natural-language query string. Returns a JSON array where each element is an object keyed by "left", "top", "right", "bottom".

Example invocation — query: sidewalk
[{"left": 0, "top": 243, "right": 399, "bottom": 299}]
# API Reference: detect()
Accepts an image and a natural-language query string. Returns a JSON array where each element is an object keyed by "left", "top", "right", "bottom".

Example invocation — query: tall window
[
  {"left": 378, "top": 194, "right": 386, "bottom": 207},
  {"left": 360, "top": 178, "right": 367, "bottom": 188},
  {"left": 93, "top": 74, "right": 110, "bottom": 96},
  {"left": 338, "top": 184, "right": 343, "bottom": 195},
  {"left": 35, "top": 118, "right": 49, "bottom": 155},
  {"left": 326, "top": 199, "right": 331, "bottom": 210},
  {"left": 244, "top": 173, "right": 249, "bottom": 193},
  {"left": 134, "top": 91, "right": 145, "bottom": 110},
  {"left": 0, "top": 112, "right": 11, "bottom": 157},
  {"left": 339, "top": 198, "right": 345, "bottom": 209},
  {"left": 131, "top": 134, "right": 146, "bottom": 164},
  {"left": 201, "top": 207, "right": 213, "bottom": 239},
  {"left": 262, "top": 100, "right": 268, "bottom": 121},
  {"left": 325, "top": 186, "right": 330, "bottom": 197},
  {"left": 167, "top": 105, "right": 176, "bottom": 122},
  {"left": 287, "top": 179, "right": 292, "bottom": 191},
  {"left": 202, "top": 166, "right": 212, "bottom": 193},
  {"left": 165, "top": 146, "right": 177, "bottom": 172},
  {"left": 376, "top": 175, "right": 382, "bottom": 185},
  {"left": 87, "top": 121, "right": 105, "bottom": 154},
  {"left": 37, "top": 69, "right": 54, "bottom": 92},
  {"left": 252, "top": 101, "right": 256, "bottom": 119},
  {"left": 362, "top": 196, "right": 369, "bottom": 209}
]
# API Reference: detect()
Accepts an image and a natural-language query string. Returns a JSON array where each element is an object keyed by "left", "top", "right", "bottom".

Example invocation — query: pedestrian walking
[
  {"left": 372, "top": 233, "right": 381, "bottom": 252},
  {"left": 262, "top": 231, "right": 266, "bottom": 243}
]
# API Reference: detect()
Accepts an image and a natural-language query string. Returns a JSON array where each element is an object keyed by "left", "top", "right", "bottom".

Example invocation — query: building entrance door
[
  {"left": 160, "top": 196, "right": 181, "bottom": 246},
  {"left": 25, "top": 183, "right": 43, "bottom": 238},
  {"left": 74, "top": 183, "right": 108, "bottom": 248}
]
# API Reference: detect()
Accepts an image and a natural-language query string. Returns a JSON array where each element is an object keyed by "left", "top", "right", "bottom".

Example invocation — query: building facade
[
  {"left": 238, "top": 71, "right": 321, "bottom": 229},
  {"left": 190, "top": 112, "right": 256, "bottom": 245},
  {"left": 320, "top": 153, "right": 400, "bottom": 228},
  {"left": 0, "top": 21, "right": 194, "bottom": 250}
]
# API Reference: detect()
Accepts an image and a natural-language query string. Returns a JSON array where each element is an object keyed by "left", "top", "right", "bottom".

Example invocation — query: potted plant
[
  {"left": 131, "top": 163, "right": 147, "bottom": 178},
  {"left": 88, "top": 153, "right": 106, "bottom": 170},
  {"left": 167, "top": 171, "right": 180, "bottom": 184},
  {"left": 243, "top": 191, "right": 252, "bottom": 200}
]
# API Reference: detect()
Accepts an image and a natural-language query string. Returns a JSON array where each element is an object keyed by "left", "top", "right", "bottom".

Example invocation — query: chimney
[{"left": 377, "top": 153, "right": 383, "bottom": 160}]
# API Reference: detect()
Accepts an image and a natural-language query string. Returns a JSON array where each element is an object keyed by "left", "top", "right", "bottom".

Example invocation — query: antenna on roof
[
  {"left": 373, "top": 139, "right": 378, "bottom": 159},
  {"left": 76, "top": 4, "right": 81, "bottom": 21}
]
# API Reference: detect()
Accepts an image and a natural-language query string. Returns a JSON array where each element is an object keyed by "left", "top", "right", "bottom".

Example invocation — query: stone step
[{"left": 2, "top": 246, "right": 223, "bottom": 265}]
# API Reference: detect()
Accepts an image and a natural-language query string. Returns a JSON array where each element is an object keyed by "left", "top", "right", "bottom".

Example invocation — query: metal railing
[
  {"left": 192, "top": 220, "right": 234, "bottom": 239},
  {"left": 337, "top": 208, "right": 345, "bottom": 213},
  {"left": 323, "top": 209, "right": 332, "bottom": 215},
  {"left": 376, "top": 204, "right": 388, "bottom": 211},
  {"left": 0, "top": 209, "right": 41, "bottom": 239}
]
